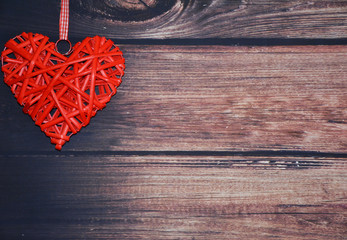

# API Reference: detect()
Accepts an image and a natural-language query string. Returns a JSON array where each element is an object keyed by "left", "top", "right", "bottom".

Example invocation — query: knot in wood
[{"left": 72, "top": 0, "right": 179, "bottom": 22}]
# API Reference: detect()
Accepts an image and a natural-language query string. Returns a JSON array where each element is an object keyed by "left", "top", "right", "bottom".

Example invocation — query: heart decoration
[{"left": 1, "top": 32, "right": 125, "bottom": 150}]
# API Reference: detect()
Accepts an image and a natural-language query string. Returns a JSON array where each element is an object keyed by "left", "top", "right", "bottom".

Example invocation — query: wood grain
[
  {"left": 70, "top": 0, "right": 347, "bottom": 39},
  {"left": 0, "top": 155, "right": 346, "bottom": 239},
  {"left": 1, "top": 45, "right": 346, "bottom": 152},
  {"left": 1, "top": 0, "right": 347, "bottom": 41}
]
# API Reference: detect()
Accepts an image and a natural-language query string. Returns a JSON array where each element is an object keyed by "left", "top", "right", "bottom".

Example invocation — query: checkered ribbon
[{"left": 59, "top": 0, "right": 69, "bottom": 40}]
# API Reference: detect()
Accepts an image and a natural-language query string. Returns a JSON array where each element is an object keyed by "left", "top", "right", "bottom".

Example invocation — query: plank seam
[
  {"left": 1, "top": 150, "right": 347, "bottom": 158},
  {"left": 75, "top": 38, "right": 347, "bottom": 46}
]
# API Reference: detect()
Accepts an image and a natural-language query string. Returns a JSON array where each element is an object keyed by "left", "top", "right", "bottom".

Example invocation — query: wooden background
[{"left": 0, "top": 0, "right": 346, "bottom": 239}]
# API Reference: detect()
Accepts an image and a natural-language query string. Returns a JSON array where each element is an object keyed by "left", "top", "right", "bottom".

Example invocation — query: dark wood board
[
  {"left": 1, "top": 154, "right": 346, "bottom": 239},
  {"left": 1, "top": 0, "right": 347, "bottom": 41},
  {"left": 1, "top": 45, "right": 347, "bottom": 153}
]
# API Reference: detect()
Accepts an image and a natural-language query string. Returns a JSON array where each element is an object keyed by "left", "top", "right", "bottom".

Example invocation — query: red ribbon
[{"left": 59, "top": 0, "right": 69, "bottom": 40}]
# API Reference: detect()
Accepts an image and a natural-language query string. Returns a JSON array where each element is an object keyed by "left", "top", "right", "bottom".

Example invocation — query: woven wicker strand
[{"left": 1, "top": 32, "right": 125, "bottom": 150}]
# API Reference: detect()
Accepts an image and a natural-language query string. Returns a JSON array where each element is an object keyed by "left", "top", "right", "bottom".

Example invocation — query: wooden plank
[
  {"left": 1, "top": 45, "right": 346, "bottom": 152},
  {"left": 0, "top": 155, "right": 346, "bottom": 239},
  {"left": 1, "top": 0, "right": 347, "bottom": 40}
]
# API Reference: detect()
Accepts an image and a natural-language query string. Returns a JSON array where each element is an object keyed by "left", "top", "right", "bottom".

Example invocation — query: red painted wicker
[{"left": 1, "top": 32, "right": 125, "bottom": 150}]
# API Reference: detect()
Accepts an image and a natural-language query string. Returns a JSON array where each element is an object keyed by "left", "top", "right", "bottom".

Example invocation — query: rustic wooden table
[{"left": 0, "top": 0, "right": 346, "bottom": 239}]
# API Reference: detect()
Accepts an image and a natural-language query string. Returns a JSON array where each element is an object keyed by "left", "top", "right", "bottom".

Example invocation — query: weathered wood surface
[
  {"left": 1, "top": 45, "right": 346, "bottom": 152},
  {"left": 0, "top": 44, "right": 346, "bottom": 239},
  {"left": 1, "top": 0, "right": 347, "bottom": 40},
  {"left": 1, "top": 0, "right": 347, "bottom": 239},
  {"left": 0, "top": 155, "right": 346, "bottom": 239}
]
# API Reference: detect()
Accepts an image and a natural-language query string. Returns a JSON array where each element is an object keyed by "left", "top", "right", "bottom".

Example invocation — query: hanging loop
[
  {"left": 56, "top": 0, "right": 71, "bottom": 55},
  {"left": 55, "top": 39, "right": 72, "bottom": 55}
]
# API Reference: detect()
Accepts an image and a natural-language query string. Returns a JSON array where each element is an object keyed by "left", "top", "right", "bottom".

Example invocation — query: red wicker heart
[{"left": 1, "top": 32, "right": 125, "bottom": 150}]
